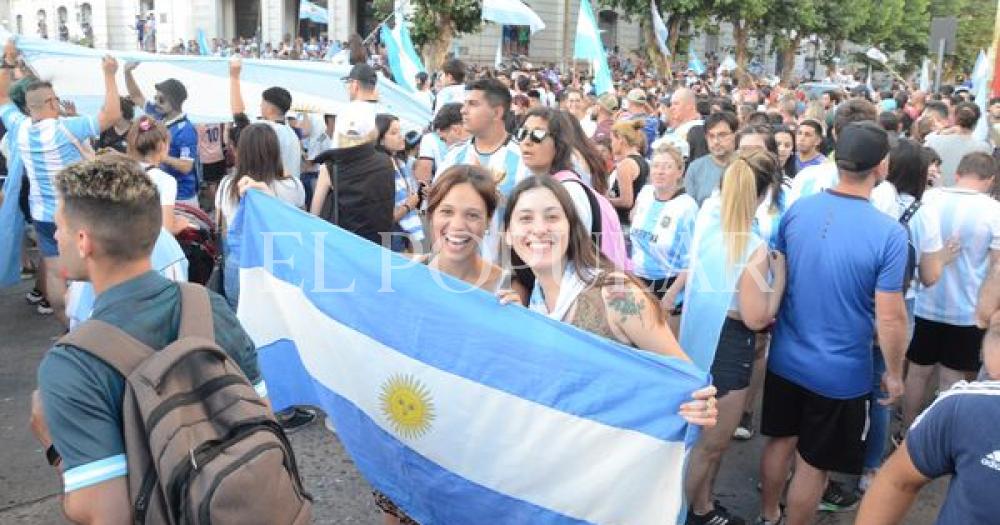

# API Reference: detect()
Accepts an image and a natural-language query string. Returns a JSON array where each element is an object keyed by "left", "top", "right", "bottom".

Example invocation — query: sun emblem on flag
[{"left": 379, "top": 374, "right": 435, "bottom": 439}]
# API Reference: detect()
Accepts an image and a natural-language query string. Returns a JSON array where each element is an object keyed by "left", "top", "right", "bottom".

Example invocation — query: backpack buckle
[{"left": 190, "top": 448, "right": 199, "bottom": 470}]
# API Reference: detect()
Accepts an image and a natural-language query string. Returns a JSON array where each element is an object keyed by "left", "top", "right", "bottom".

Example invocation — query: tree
[
  {"left": 374, "top": 0, "right": 482, "bottom": 71},
  {"left": 931, "top": 0, "right": 997, "bottom": 75},
  {"left": 597, "top": 0, "right": 712, "bottom": 77},
  {"left": 711, "top": 0, "right": 771, "bottom": 70}
]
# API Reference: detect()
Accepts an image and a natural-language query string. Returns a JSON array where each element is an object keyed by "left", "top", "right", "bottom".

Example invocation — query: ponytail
[{"left": 720, "top": 158, "right": 761, "bottom": 269}]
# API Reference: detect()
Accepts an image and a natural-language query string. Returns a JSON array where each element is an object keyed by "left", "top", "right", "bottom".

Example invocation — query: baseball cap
[
  {"left": 154, "top": 78, "right": 188, "bottom": 107},
  {"left": 334, "top": 101, "right": 376, "bottom": 141},
  {"left": 626, "top": 88, "right": 648, "bottom": 107},
  {"left": 597, "top": 92, "right": 619, "bottom": 112},
  {"left": 835, "top": 121, "right": 889, "bottom": 172},
  {"left": 342, "top": 63, "right": 378, "bottom": 86}
]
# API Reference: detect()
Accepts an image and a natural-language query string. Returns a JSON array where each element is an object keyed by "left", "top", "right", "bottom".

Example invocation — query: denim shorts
[
  {"left": 33, "top": 221, "right": 59, "bottom": 257},
  {"left": 709, "top": 317, "right": 756, "bottom": 397}
]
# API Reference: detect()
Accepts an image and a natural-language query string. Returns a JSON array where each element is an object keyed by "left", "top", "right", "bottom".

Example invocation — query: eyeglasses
[{"left": 516, "top": 127, "right": 549, "bottom": 144}]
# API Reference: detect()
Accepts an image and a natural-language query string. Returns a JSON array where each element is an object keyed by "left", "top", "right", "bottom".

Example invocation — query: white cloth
[
  {"left": 140, "top": 162, "right": 178, "bottom": 206},
  {"left": 528, "top": 263, "right": 591, "bottom": 321},
  {"left": 264, "top": 121, "right": 303, "bottom": 179},
  {"left": 215, "top": 174, "right": 306, "bottom": 227}
]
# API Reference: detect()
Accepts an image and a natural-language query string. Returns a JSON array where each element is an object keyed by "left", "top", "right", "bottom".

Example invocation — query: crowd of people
[{"left": 3, "top": 30, "right": 1000, "bottom": 525}]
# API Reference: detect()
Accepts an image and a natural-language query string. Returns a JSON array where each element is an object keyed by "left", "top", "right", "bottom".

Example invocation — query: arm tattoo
[{"left": 605, "top": 287, "right": 645, "bottom": 327}]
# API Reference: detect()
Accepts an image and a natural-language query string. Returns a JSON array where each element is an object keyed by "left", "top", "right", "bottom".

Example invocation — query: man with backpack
[{"left": 31, "top": 156, "right": 310, "bottom": 523}]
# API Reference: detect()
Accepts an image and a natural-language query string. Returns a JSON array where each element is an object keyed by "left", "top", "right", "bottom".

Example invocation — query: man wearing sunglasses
[{"left": 124, "top": 61, "right": 199, "bottom": 207}]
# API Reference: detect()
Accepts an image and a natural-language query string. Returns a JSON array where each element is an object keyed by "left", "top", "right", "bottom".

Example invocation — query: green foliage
[
  {"left": 931, "top": 0, "right": 996, "bottom": 73},
  {"left": 373, "top": 0, "right": 482, "bottom": 48}
]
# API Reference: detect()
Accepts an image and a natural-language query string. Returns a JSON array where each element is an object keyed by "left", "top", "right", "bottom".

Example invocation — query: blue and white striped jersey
[{"left": 629, "top": 186, "right": 698, "bottom": 280}]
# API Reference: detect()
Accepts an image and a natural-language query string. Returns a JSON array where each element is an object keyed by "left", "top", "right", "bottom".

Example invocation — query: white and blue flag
[
  {"left": 300, "top": 0, "right": 329, "bottom": 24},
  {"left": 482, "top": 0, "right": 546, "bottom": 33},
  {"left": 574, "top": 0, "right": 613, "bottom": 95},
  {"left": 650, "top": 0, "right": 670, "bottom": 57},
  {"left": 687, "top": 44, "right": 705, "bottom": 75},
  {"left": 232, "top": 191, "right": 707, "bottom": 524},
  {"left": 381, "top": 21, "right": 426, "bottom": 93}
]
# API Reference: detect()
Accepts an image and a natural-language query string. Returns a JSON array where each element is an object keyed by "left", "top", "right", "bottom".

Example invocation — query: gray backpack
[{"left": 58, "top": 283, "right": 312, "bottom": 524}]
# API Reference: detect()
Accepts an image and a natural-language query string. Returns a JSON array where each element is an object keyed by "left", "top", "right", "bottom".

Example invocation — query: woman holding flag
[{"left": 498, "top": 175, "right": 718, "bottom": 428}]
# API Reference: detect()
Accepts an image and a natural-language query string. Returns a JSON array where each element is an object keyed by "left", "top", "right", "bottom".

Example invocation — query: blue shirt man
[{"left": 123, "top": 64, "right": 199, "bottom": 202}]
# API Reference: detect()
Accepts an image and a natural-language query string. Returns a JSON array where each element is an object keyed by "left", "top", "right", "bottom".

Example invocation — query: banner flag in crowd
[
  {"left": 919, "top": 58, "right": 931, "bottom": 92},
  {"left": 574, "top": 0, "right": 614, "bottom": 95},
  {"left": 197, "top": 29, "right": 210, "bottom": 57},
  {"left": 482, "top": 0, "right": 546, "bottom": 34},
  {"left": 687, "top": 44, "right": 705, "bottom": 75},
  {"left": 972, "top": 49, "right": 991, "bottom": 141},
  {"left": 299, "top": 0, "right": 329, "bottom": 24},
  {"left": 232, "top": 191, "right": 706, "bottom": 525},
  {"left": 380, "top": 21, "right": 426, "bottom": 93},
  {"left": 0, "top": 152, "right": 26, "bottom": 288},
  {"left": 650, "top": 0, "right": 670, "bottom": 57},
  {"left": 0, "top": 29, "right": 432, "bottom": 131}
]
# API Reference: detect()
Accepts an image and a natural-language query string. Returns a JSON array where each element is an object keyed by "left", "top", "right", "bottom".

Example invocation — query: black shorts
[
  {"left": 761, "top": 371, "right": 869, "bottom": 474},
  {"left": 201, "top": 160, "right": 227, "bottom": 183},
  {"left": 907, "top": 316, "right": 984, "bottom": 372},
  {"left": 710, "top": 317, "right": 756, "bottom": 397},
  {"left": 638, "top": 276, "right": 682, "bottom": 314}
]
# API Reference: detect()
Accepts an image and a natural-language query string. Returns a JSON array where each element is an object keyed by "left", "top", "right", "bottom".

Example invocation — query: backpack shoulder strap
[
  {"left": 899, "top": 200, "right": 922, "bottom": 225},
  {"left": 177, "top": 282, "right": 216, "bottom": 341},
  {"left": 56, "top": 320, "right": 155, "bottom": 377}
]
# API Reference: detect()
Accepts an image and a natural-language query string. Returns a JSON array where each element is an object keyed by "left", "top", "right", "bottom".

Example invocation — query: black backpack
[{"left": 899, "top": 200, "right": 922, "bottom": 294}]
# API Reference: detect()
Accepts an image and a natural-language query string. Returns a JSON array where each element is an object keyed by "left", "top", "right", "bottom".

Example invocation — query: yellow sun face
[{"left": 379, "top": 374, "right": 435, "bottom": 439}]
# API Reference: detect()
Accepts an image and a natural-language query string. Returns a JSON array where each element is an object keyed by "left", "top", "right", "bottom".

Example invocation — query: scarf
[{"left": 529, "top": 263, "right": 591, "bottom": 322}]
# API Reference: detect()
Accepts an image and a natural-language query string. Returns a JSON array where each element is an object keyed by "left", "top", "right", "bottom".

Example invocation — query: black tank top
[{"left": 611, "top": 154, "right": 649, "bottom": 226}]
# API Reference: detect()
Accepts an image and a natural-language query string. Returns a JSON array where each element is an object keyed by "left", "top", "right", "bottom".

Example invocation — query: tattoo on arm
[{"left": 606, "top": 286, "right": 645, "bottom": 327}]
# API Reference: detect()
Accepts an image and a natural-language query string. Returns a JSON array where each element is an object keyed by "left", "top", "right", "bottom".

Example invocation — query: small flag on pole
[
  {"left": 381, "top": 20, "right": 426, "bottom": 93},
  {"left": 650, "top": 0, "right": 670, "bottom": 56}
]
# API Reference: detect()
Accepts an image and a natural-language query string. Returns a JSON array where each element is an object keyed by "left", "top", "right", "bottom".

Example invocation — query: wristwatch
[{"left": 45, "top": 444, "right": 61, "bottom": 467}]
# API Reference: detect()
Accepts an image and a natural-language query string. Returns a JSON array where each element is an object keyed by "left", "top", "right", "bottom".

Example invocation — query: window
[
  {"left": 36, "top": 9, "right": 48, "bottom": 39},
  {"left": 502, "top": 25, "right": 530, "bottom": 56},
  {"left": 58, "top": 6, "right": 68, "bottom": 23},
  {"left": 15, "top": 15, "right": 22, "bottom": 35}
]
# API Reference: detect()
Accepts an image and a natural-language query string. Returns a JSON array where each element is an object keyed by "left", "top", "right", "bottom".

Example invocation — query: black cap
[
  {"left": 342, "top": 63, "right": 377, "bottom": 87},
  {"left": 262, "top": 86, "right": 292, "bottom": 114},
  {"left": 154, "top": 78, "right": 187, "bottom": 108},
  {"left": 835, "top": 121, "right": 889, "bottom": 173}
]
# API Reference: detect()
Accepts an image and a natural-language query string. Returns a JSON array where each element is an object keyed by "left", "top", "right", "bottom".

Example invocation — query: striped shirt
[
  {"left": 0, "top": 103, "right": 99, "bottom": 222},
  {"left": 785, "top": 158, "right": 838, "bottom": 207},
  {"left": 915, "top": 187, "right": 1000, "bottom": 325},
  {"left": 418, "top": 132, "right": 447, "bottom": 181},
  {"left": 629, "top": 187, "right": 697, "bottom": 280},
  {"left": 392, "top": 160, "right": 424, "bottom": 241}
]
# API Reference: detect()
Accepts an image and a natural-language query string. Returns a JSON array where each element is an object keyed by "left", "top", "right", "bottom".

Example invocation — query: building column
[{"left": 328, "top": 0, "right": 352, "bottom": 43}]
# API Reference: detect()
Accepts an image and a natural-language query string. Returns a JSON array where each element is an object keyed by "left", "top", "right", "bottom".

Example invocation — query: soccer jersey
[
  {"left": 915, "top": 187, "right": 1000, "bottom": 326},
  {"left": 785, "top": 159, "right": 838, "bottom": 207},
  {"left": 392, "top": 160, "right": 424, "bottom": 241},
  {"left": 418, "top": 132, "right": 447, "bottom": 181},
  {"left": 145, "top": 103, "right": 199, "bottom": 200},
  {"left": 0, "top": 103, "right": 99, "bottom": 222},
  {"left": 434, "top": 84, "right": 466, "bottom": 113},
  {"left": 629, "top": 187, "right": 697, "bottom": 280}
]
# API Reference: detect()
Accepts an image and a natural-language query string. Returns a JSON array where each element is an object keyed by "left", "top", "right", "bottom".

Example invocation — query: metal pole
[
  {"left": 362, "top": 0, "right": 411, "bottom": 45},
  {"left": 934, "top": 37, "right": 945, "bottom": 93}
]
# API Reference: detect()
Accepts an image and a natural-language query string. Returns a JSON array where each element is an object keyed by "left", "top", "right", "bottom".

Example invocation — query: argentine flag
[
  {"left": 381, "top": 21, "right": 426, "bottom": 93},
  {"left": 574, "top": 0, "right": 613, "bottom": 95},
  {"left": 233, "top": 191, "right": 707, "bottom": 524}
]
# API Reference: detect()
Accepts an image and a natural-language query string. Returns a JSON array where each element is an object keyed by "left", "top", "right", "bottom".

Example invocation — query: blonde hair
[
  {"left": 720, "top": 150, "right": 779, "bottom": 268},
  {"left": 611, "top": 119, "right": 647, "bottom": 155},
  {"left": 802, "top": 101, "right": 826, "bottom": 124},
  {"left": 652, "top": 143, "right": 684, "bottom": 172}
]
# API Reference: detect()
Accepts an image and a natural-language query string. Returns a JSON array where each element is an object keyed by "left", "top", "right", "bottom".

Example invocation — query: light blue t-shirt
[
  {"left": 915, "top": 187, "right": 1000, "bottom": 326},
  {"left": 0, "top": 104, "right": 99, "bottom": 222},
  {"left": 629, "top": 187, "right": 697, "bottom": 280},
  {"left": 683, "top": 155, "right": 726, "bottom": 207},
  {"left": 770, "top": 190, "right": 908, "bottom": 399},
  {"left": 908, "top": 380, "right": 1000, "bottom": 525}
]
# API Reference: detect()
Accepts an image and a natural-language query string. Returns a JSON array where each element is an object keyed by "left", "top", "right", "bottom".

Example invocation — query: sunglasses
[{"left": 515, "top": 127, "right": 549, "bottom": 144}]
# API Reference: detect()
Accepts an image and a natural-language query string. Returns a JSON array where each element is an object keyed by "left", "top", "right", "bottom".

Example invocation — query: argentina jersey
[
  {"left": 629, "top": 186, "right": 698, "bottom": 280},
  {"left": 0, "top": 104, "right": 99, "bottom": 222},
  {"left": 786, "top": 160, "right": 838, "bottom": 207},
  {"left": 418, "top": 132, "right": 447, "bottom": 182},
  {"left": 915, "top": 187, "right": 1000, "bottom": 325},
  {"left": 754, "top": 180, "right": 791, "bottom": 249},
  {"left": 438, "top": 136, "right": 531, "bottom": 262}
]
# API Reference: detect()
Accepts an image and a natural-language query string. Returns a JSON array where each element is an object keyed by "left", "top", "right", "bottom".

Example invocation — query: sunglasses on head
[{"left": 516, "top": 127, "right": 549, "bottom": 144}]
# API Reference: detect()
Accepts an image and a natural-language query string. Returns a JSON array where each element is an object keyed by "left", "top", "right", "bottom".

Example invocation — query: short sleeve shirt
[
  {"left": 145, "top": 104, "right": 199, "bottom": 200},
  {"left": 140, "top": 162, "right": 178, "bottom": 206},
  {"left": 785, "top": 159, "right": 838, "bottom": 207},
  {"left": 417, "top": 132, "right": 446, "bottom": 180},
  {"left": 915, "top": 187, "right": 1000, "bottom": 325},
  {"left": 629, "top": 187, "right": 698, "bottom": 280},
  {"left": 683, "top": 155, "right": 726, "bottom": 207},
  {"left": 38, "top": 272, "right": 263, "bottom": 493},
  {"left": 908, "top": 380, "right": 1000, "bottom": 525},
  {"left": 0, "top": 104, "right": 100, "bottom": 221},
  {"left": 770, "top": 190, "right": 908, "bottom": 398}
]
